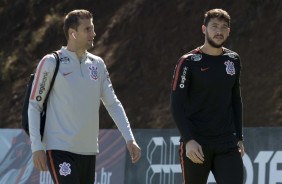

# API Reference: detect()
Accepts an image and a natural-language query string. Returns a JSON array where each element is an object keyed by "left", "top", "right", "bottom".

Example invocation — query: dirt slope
[{"left": 0, "top": 0, "right": 281, "bottom": 129}]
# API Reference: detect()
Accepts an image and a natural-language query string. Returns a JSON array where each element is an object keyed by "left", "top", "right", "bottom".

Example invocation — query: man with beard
[
  {"left": 170, "top": 9, "right": 244, "bottom": 184},
  {"left": 28, "top": 9, "right": 141, "bottom": 184}
]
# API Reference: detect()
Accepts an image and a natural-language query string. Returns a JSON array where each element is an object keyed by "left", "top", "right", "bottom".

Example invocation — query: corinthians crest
[
  {"left": 88, "top": 65, "right": 98, "bottom": 80},
  {"left": 224, "top": 60, "right": 235, "bottom": 76},
  {"left": 59, "top": 162, "right": 71, "bottom": 176}
]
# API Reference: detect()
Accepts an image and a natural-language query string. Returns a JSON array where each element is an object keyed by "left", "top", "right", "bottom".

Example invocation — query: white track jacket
[{"left": 28, "top": 47, "right": 135, "bottom": 154}]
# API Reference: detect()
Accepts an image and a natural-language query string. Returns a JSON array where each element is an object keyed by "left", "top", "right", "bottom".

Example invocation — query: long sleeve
[
  {"left": 28, "top": 54, "right": 56, "bottom": 152},
  {"left": 170, "top": 55, "right": 193, "bottom": 143},
  {"left": 100, "top": 63, "right": 135, "bottom": 142},
  {"left": 232, "top": 60, "right": 243, "bottom": 141}
]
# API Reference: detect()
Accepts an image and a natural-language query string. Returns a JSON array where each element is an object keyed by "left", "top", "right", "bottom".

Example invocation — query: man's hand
[
  {"left": 127, "top": 140, "right": 141, "bottom": 163},
  {"left": 33, "top": 150, "right": 48, "bottom": 171},
  {"left": 186, "top": 140, "right": 205, "bottom": 164},
  {"left": 238, "top": 140, "right": 245, "bottom": 157}
]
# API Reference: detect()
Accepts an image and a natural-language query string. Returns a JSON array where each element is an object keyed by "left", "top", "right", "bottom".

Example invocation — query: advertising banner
[
  {"left": 124, "top": 128, "right": 282, "bottom": 184},
  {"left": 0, "top": 129, "right": 126, "bottom": 184},
  {"left": 1, "top": 128, "right": 282, "bottom": 184}
]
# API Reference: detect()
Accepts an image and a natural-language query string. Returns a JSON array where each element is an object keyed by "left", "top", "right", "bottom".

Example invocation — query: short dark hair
[
  {"left": 203, "top": 9, "right": 231, "bottom": 27},
  {"left": 63, "top": 9, "right": 93, "bottom": 40}
]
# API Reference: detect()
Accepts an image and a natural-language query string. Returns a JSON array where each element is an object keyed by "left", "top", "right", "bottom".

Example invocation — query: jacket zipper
[{"left": 79, "top": 61, "right": 84, "bottom": 77}]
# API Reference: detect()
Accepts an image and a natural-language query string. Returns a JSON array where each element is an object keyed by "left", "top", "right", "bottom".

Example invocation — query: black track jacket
[{"left": 170, "top": 47, "right": 243, "bottom": 146}]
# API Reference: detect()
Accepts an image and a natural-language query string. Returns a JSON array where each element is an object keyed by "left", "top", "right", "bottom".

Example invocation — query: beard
[{"left": 206, "top": 30, "right": 227, "bottom": 48}]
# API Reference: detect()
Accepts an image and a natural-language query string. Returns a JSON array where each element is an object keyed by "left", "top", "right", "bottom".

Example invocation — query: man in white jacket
[{"left": 28, "top": 9, "right": 141, "bottom": 184}]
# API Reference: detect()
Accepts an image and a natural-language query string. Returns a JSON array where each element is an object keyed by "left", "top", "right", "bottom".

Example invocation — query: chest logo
[
  {"left": 201, "top": 67, "right": 209, "bottom": 72},
  {"left": 60, "top": 57, "right": 70, "bottom": 64},
  {"left": 191, "top": 54, "right": 202, "bottom": 61},
  {"left": 88, "top": 65, "right": 98, "bottom": 80},
  {"left": 59, "top": 162, "right": 71, "bottom": 176},
  {"left": 224, "top": 60, "right": 235, "bottom": 76},
  {"left": 225, "top": 52, "right": 236, "bottom": 59},
  {"left": 63, "top": 72, "right": 73, "bottom": 76}
]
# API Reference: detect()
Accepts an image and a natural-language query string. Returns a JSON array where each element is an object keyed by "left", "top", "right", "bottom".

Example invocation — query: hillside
[{"left": 0, "top": 0, "right": 281, "bottom": 129}]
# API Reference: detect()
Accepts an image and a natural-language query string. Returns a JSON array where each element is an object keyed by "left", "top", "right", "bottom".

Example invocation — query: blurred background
[{"left": 0, "top": 0, "right": 281, "bottom": 129}]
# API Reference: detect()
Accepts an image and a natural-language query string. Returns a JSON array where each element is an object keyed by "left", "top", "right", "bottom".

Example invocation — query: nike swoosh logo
[
  {"left": 201, "top": 67, "right": 209, "bottom": 72},
  {"left": 63, "top": 72, "right": 73, "bottom": 76}
]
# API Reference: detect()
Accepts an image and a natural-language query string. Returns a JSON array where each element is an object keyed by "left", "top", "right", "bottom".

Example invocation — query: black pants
[
  {"left": 46, "top": 150, "right": 96, "bottom": 184},
  {"left": 179, "top": 142, "right": 243, "bottom": 184}
]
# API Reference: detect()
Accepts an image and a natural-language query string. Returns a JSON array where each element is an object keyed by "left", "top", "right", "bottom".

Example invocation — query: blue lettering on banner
[
  {"left": 145, "top": 137, "right": 182, "bottom": 184},
  {"left": 95, "top": 168, "right": 112, "bottom": 184},
  {"left": 1, "top": 129, "right": 282, "bottom": 184},
  {"left": 145, "top": 136, "right": 215, "bottom": 184},
  {"left": 143, "top": 135, "right": 282, "bottom": 184}
]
